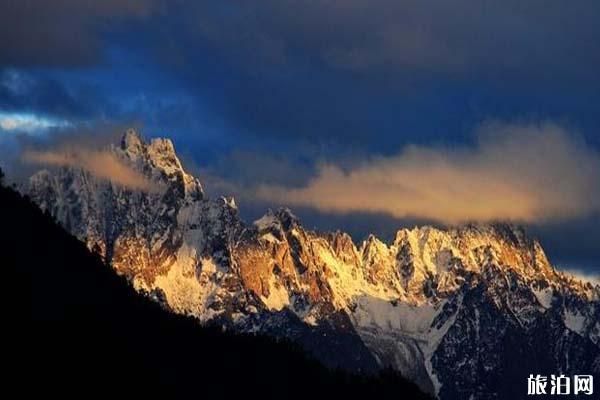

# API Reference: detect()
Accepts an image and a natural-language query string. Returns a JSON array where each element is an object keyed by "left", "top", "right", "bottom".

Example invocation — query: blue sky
[{"left": 1, "top": 1, "right": 599, "bottom": 277}]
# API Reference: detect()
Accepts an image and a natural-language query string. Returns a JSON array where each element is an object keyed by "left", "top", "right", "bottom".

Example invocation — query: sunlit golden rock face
[
  {"left": 112, "top": 235, "right": 178, "bottom": 287},
  {"left": 26, "top": 129, "right": 600, "bottom": 398},
  {"left": 234, "top": 210, "right": 341, "bottom": 310}
]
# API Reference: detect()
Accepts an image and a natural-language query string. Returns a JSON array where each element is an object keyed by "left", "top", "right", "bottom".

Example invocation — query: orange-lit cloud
[
  {"left": 23, "top": 148, "right": 158, "bottom": 192},
  {"left": 256, "top": 123, "right": 600, "bottom": 224}
]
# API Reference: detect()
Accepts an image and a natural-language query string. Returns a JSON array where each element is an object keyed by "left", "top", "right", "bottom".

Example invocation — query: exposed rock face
[{"left": 27, "top": 130, "right": 600, "bottom": 399}]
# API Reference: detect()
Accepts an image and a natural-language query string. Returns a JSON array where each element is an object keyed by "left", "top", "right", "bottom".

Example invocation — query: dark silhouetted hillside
[{"left": 0, "top": 173, "right": 430, "bottom": 400}]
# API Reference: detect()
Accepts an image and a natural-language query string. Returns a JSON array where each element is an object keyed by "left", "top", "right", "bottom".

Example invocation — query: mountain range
[
  {"left": 1, "top": 170, "right": 427, "bottom": 399},
  {"left": 25, "top": 129, "right": 600, "bottom": 399}
]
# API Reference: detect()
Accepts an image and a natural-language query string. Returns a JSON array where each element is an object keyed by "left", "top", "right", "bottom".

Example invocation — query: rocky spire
[{"left": 120, "top": 128, "right": 145, "bottom": 155}]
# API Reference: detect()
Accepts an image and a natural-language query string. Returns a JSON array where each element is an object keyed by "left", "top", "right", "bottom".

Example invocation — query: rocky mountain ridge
[{"left": 26, "top": 130, "right": 600, "bottom": 400}]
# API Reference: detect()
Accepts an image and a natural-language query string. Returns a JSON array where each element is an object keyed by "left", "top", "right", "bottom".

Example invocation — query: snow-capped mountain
[{"left": 27, "top": 130, "right": 600, "bottom": 400}]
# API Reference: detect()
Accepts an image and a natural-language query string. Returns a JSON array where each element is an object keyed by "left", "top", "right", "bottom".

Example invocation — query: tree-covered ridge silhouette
[{"left": 0, "top": 167, "right": 430, "bottom": 399}]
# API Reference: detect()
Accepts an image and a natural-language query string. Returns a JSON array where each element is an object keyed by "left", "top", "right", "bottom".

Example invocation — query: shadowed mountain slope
[{"left": 0, "top": 177, "right": 430, "bottom": 399}]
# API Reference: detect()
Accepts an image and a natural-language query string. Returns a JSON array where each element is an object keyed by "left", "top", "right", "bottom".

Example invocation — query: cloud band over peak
[
  {"left": 256, "top": 123, "right": 600, "bottom": 224},
  {"left": 23, "top": 147, "right": 158, "bottom": 192}
]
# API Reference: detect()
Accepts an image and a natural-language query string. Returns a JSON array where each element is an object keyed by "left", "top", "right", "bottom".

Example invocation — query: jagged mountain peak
[
  {"left": 275, "top": 207, "right": 301, "bottom": 229},
  {"left": 391, "top": 222, "right": 529, "bottom": 248},
  {"left": 458, "top": 221, "right": 529, "bottom": 245},
  {"left": 360, "top": 233, "right": 389, "bottom": 254},
  {"left": 118, "top": 130, "right": 184, "bottom": 175},
  {"left": 254, "top": 207, "right": 301, "bottom": 233},
  {"left": 24, "top": 129, "right": 600, "bottom": 400},
  {"left": 120, "top": 128, "right": 145, "bottom": 154},
  {"left": 115, "top": 129, "right": 203, "bottom": 199}
]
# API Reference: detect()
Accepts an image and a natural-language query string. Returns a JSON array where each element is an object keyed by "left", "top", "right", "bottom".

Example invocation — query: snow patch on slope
[
  {"left": 261, "top": 276, "right": 290, "bottom": 311},
  {"left": 254, "top": 213, "right": 279, "bottom": 231},
  {"left": 153, "top": 249, "right": 221, "bottom": 321},
  {"left": 564, "top": 309, "right": 586, "bottom": 334},
  {"left": 532, "top": 286, "right": 553, "bottom": 309}
]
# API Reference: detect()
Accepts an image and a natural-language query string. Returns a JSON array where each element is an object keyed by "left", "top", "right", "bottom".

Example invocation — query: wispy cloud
[
  {"left": 255, "top": 123, "right": 600, "bottom": 224},
  {"left": 0, "top": 112, "right": 70, "bottom": 134},
  {"left": 23, "top": 147, "right": 158, "bottom": 192}
]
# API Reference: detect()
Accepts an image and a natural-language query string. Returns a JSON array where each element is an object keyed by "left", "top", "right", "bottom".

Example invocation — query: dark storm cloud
[
  {"left": 173, "top": 1, "right": 600, "bottom": 80},
  {"left": 120, "top": 0, "right": 600, "bottom": 149},
  {"left": 0, "top": 69, "right": 115, "bottom": 119},
  {"left": 2, "top": 1, "right": 600, "bottom": 148},
  {"left": 0, "top": 0, "right": 159, "bottom": 67},
  {"left": 6, "top": 0, "right": 600, "bottom": 78}
]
